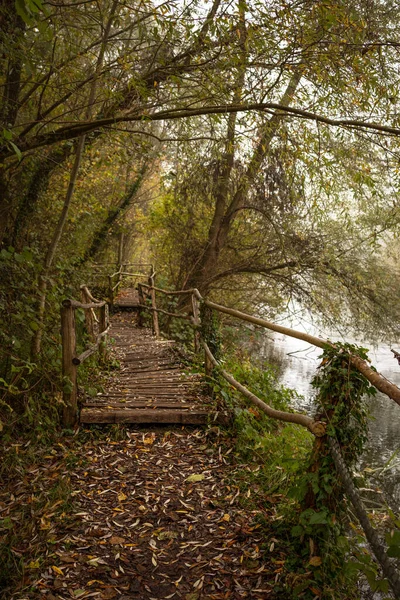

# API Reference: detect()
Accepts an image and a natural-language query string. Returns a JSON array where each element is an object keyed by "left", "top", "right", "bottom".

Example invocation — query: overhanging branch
[{"left": 6, "top": 101, "right": 400, "bottom": 159}]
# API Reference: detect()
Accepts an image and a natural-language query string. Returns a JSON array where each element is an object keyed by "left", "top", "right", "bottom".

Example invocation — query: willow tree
[{"left": 146, "top": 0, "right": 400, "bottom": 333}]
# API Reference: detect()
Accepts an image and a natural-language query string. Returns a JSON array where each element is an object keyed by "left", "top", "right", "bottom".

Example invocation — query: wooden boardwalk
[
  {"left": 112, "top": 287, "right": 140, "bottom": 308},
  {"left": 80, "top": 310, "right": 226, "bottom": 425}
]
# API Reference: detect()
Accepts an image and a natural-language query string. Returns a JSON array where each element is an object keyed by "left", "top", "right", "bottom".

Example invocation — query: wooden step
[{"left": 80, "top": 407, "right": 220, "bottom": 424}]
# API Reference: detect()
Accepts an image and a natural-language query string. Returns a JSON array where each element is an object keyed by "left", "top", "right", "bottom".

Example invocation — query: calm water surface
[{"left": 256, "top": 323, "right": 400, "bottom": 508}]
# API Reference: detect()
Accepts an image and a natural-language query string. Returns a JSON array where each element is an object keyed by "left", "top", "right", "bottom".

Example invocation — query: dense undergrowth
[{"left": 216, "top": 344, "right": 400, "bottom": 599}]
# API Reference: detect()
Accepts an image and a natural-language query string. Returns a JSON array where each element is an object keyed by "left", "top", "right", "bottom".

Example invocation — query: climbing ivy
[
  {"left": 312, "top": 343, "right": 375, "bottom": 466},
  {"left": 280, "top": 344, "right": 378, "bottom": 598},
  {"left": 199, "top": 303, "right": 221, "bottom": 360}
]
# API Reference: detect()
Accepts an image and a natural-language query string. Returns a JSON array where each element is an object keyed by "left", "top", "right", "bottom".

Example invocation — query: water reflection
[{"left": 257, "top": 330, "right": 400, "bottom": 508}]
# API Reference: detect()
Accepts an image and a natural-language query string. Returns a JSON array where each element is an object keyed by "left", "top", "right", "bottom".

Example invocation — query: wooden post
[
  {"left": 61, "top": 300, "right": 78, "bottom": 427},
  {"left": 148, "top": 275, "right": 160, "bottom": 337},
  {"left": 137, "top": 283, "right": 145, "bottom": 327},
  {"left": 99, "top": 304, "right": 108, "bottom": 362},
  {"left": 81, "top": 287, "right": 95, "bottom": 342},
  {"left": 108, "top": 275, "right": 113, "bottom": 306},
  {"left": 191, "top": 293, "right": 200, "bottom": 353}
]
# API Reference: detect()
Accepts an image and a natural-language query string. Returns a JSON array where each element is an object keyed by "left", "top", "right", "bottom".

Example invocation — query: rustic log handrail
[
  {"left": 112, "top": 271, "right": 147, "bottom": 278},
  {"left": 62, "top": 298, "right": 107, "bottom": 309},
  {"left": 199, "top": 297, "right": 400, "bottom": 408},
  {"left": 138, "top": 305, "right": 191, "bottom": 321},
  {"left": 61, "top": 286, "right": 109, "bottom": 426},
  {"left": 72, "top": 325, "right": 111, "bottom": 365},
  {"left": 80, "top": 285, "right": 101, "bottom": 304},
  {"left": 137, "top": 284, "right": 400, "bottom": 412},
  {"left": 203, "top": 340, "right": 325, "bottom": 437},
  {"left": 140, "top": 283, "right": 196, "bottom": 296}
]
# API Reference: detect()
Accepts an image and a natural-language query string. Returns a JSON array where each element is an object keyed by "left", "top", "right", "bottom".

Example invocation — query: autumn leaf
[
  {"left": 309, "top": 556, "right": 322, "bottom": 567},
  {"left": 157, "top": 530, "right": 178, "bottom": 540},
  {"left": 109, "top": 536, "right": 125, "bottom": 545},
  {"left": 185, "top": 473, "right": 205, "bottom": 483},
  {"left": 51, "top": 565, "right": 64, "bottom": 575}
]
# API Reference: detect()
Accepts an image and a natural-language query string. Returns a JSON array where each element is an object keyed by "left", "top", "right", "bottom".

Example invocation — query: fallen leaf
[
  {"left": 109, "top": 536, "right": 125, "bottom": 545},
  {"left": 186, "top": 474, "right": 205, "bottom": 483},
  {"left": 158, "top": 530, "right": 178, "bottom": 541},
  {"left": 51, "top": 565, "right": 63, "bottom": 575},
  {"left": 309, "top": 556, "right": 322, "bottom": 567},
  {"left": 101, "top": 588, "right": 117, "bottom": 599}
]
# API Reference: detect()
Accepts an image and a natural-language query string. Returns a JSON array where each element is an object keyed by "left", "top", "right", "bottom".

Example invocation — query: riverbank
[{"left": 257, "top": 328, "right": 400, "bottom": 508}]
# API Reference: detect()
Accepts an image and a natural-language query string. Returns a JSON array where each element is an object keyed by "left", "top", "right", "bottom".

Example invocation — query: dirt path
[{"left": 20, "top": 427, "right": 281, "bottom": 600}]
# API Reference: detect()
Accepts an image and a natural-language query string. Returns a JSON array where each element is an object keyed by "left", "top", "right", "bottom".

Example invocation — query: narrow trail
[
  {"left": 27, "top": 427, "right": 280, "bottom": 600},
  {"left": 5, "top": 308, "right": 285, "bottom": 599}
]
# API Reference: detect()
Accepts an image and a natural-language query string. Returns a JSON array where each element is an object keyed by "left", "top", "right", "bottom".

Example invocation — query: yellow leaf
[
  {"left": 27, "top": 560, "right": 40, "bottom": 569},
  {"left": 186, "top": 474, "right": 205, "bottom": 483},
  {"left": 309, "top": 556, "right": 322, "bottom": 567},
  {"left": 51, "top": 565, "right": 64, "bottom": 575},
  {"left": 222, "top": 513, "right": 230, "bottom": 522},
  {"left": 143, "top": 435, "right": 155, "bottom": 445},
  {"left": 118, "top": 492, "right": 127, "bottom": 502}
]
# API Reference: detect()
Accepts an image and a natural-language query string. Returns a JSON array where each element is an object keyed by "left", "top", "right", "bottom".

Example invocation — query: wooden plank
[
  {"left": 78, "top": 314, "right": 224, "bottom": 428},
  {"left": 82, "top": 402, "right": 201, "bottom": 409},
  {"left": 80, "top": 408, "right": 213, "bottom": 424}
]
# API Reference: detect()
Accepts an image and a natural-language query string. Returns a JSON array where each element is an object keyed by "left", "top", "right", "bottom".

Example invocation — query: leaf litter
[{"left": 1, "top": 427, "right": 286, "bottom": 599}]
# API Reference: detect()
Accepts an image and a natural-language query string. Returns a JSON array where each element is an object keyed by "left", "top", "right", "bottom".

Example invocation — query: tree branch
[{"left": 9, "top": 99, "right": 400, "bottom": 160}]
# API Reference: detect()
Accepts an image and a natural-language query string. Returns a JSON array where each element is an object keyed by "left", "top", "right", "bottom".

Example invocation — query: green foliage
[
  {"left": 15, "top": 0, "right": 46, "bottom": 26},
  {"left": 200, "top": 303, "right": 221, "bottom": 360},
  {"left": 278, "top": 344, "right": 381, "bottom": 598},
  {"left": 312, "top": 343, "right": 376, "bottom": 465}
]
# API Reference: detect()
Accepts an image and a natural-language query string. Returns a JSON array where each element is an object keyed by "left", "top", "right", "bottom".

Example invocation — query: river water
[{"left": 253, "top": 320, "right": 400, "bottom": 508}]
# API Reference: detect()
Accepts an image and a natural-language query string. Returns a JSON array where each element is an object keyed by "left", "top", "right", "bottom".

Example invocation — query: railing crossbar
[{"left": 73, "top": 325, "right": 111, "bottom": 365}]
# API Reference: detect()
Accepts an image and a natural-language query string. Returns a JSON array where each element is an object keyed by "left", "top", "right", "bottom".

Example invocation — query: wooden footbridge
[
  {"left": 61, "top": 264, "right": 228, "bottom": 427},
  {"left": 60, "top": 262, "right": 400, "bottom": 430},
  {"left": 80, "top": 311, "right": 219, "bottom": 425}
]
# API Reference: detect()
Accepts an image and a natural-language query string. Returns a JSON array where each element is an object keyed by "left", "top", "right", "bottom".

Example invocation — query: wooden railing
[
  {"left": 137, "top": 282, "right": 400, "bottom": 430},
  {"left": 61, "top": 285, "right": 109, "bottom": 426},
  {"left": 106, "top": 262, "right": 153, "bottom": 306}
]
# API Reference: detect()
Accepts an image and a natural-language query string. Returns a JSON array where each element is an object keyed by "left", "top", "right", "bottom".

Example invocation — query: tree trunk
[
  {"left": 186, "top": 71, "right": 301, "bottom": 293},
  {"left": 32, "top": 0, "right": 118, "bottom": 355}
]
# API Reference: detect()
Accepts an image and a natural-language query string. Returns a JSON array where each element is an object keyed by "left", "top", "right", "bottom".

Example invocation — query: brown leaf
[
  {"left": 109, "top": 536, "right": 126, "bottom": 545},
  {"left": 101, "top": 588, "right": 118, "bottom": 599}
]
